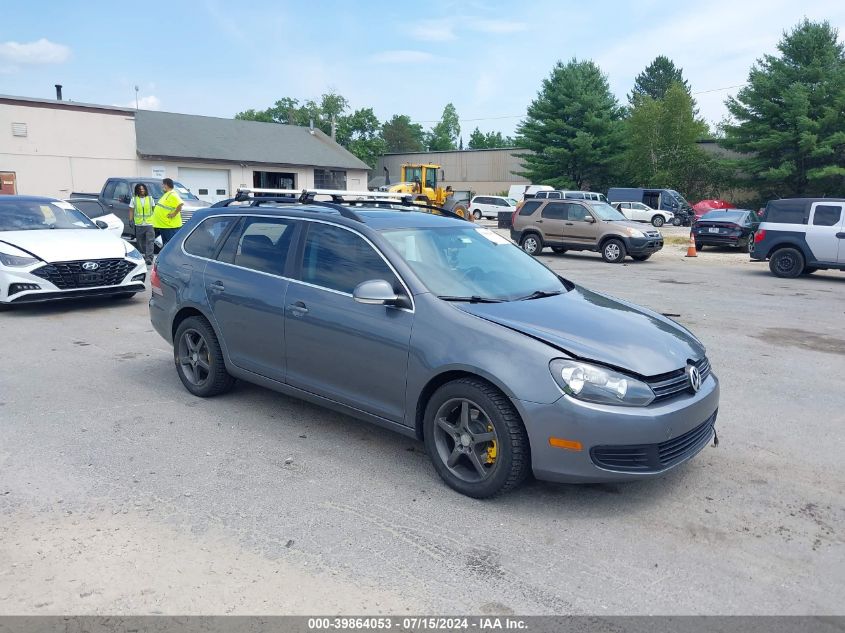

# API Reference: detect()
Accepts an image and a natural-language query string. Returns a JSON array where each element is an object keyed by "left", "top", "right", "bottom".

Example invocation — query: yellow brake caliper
[{"left": 485, "top": 425, "right": 497, "bottom": 464}]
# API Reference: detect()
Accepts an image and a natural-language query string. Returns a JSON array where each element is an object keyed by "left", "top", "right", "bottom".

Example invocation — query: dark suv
[
  {"left": 150, "top": 196, "right": 718, "bottom": 497},
  {"left": 510, "top": 199, "right": 664, "bottom": 262}
]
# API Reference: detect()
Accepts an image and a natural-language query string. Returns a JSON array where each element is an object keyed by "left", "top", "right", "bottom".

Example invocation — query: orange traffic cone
[{"left": 685, "top": 233, "right": 697, "bottom": 257}]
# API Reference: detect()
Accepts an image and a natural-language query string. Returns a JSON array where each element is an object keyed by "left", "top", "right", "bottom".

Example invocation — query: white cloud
[
  {"left": 0, "top": 38, "right": 70, "bottom": 72},
  {"left": 410, "top": 19, "right": 456, "bottom": 42},
  {"left": 370, "top": 50, "right": 436, "bottom": 63},
  {"left": 471, "top": 19, "right": 527, "bottom": 34}
]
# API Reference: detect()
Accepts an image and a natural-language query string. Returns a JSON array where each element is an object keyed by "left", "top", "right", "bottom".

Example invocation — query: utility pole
[
  {"left": 134, "top": 85, "right": 139, "bottom": 110},
  {"left": 331, "top": 114, "right": 336, "bottom": 141}
]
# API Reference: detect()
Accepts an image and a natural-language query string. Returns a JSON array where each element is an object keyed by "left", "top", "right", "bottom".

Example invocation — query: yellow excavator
[{"left": 384, "top": 163, "right": 471, "bottom": 220}]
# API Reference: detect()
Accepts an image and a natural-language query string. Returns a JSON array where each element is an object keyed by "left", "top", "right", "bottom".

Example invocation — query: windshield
[
  {"left": 667, "top": 189, "right": 691, "bottom": 209},
  {"left": 587, "top": 202, "right": 628, "bottom": 222},
  {"left": 505, "top": 198, "right": 518, "bottom": 206},
  {"left": 141, "top": 181, "right": 199, "bottom": 201},
  {"left": 381, "top": 226, "right": 565, "bottom": 301},
  {"left": 0, "top": 200, "right": 98, "bottom": 231}
]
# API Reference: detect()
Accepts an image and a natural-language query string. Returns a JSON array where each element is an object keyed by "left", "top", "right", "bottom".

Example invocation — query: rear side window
[
  {"left": 548, "top": 192, "right": 562, "bottom": 199},
  {"left": 812, "top": 205, "right": 842, "bottom": 226},
  {"left": 535, "top": 192, "right": 548, "bottom": 199},
  {"left": 184, "top": 216, "right": 238, "bottom": 259},
  {"left": 563, "top": 192, "right": 585, "bottom": 199},
  {"left": 519, "top": 200, "right": 542, "bottom": 216},
  {"left": 541, "top": 202, "right": 567, "bottom": 220},
  {"left": 217, "top": 217, "right": 297, "bottom": 276},
  {"left": 300, "top": 223, "right": 398, "bottom": 294},
  {"left": 765, "top": 201, "right": 807, "bottom": 224}
]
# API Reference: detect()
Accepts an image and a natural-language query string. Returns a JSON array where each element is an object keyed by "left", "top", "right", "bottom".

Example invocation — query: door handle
[
  {"left": 836, "top": 232, "right": 845, "bottom": 239},
  {"left": 535, "top": 219, "right": 543, "bottom": 223},
  {"left": 287, "top": 301, "right": 309, "bottom": 316},
  {"left": 209, "top": 281, "right": 225, "bottom": 292},
  {"left": 565, "top": 222, "right": 574, "bottom": 225}
]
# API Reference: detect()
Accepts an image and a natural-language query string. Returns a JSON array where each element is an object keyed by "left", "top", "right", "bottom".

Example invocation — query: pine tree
[
  {"left": 516, "top": 59, "right": 625, "bottom": 189},
  {"left": 629, "top": 56, "right": 691, "bottom": 104},
  {"left": 382, "top": 115, "right": 425, "bottom": 153},
  {"left": 722, "top": 19, "right": 845, "bottom": 197}
]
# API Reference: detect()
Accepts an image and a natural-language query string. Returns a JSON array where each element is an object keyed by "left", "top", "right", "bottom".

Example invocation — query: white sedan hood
[{"left": 0, "top": 229, "right": 128, "bottom": 263}]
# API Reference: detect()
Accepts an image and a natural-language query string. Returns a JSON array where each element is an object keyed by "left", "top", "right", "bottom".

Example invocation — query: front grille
[
  {"left": 590, "top": 412, "right": 717, "bottom": 473},
  {"left": 648, "top": 357, "right": 711, "bottom": 402},
  {"left": 31, "top": 259, "right": 134, "bottom": 290}
]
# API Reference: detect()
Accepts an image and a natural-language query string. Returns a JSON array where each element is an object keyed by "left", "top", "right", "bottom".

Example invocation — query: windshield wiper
[
  {"left": 438, "top": 295, "right": 504, "bottom": 303},
  {"left": 517, "top": 290, "right": 564, "bottom": 301}
]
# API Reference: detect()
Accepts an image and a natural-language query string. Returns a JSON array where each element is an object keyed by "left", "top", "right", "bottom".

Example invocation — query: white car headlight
[
  {"left": 0, "top": 243, "right": 39, "bottom": 267},
  {"left": 550, "top": 359, "right": 654, "bottom": 407},
  {"left": 625, "top": 227, "right": 646, "bottom": 238},
  {"left": 126, "top": 246, "right": 143, "bottom": 260}
]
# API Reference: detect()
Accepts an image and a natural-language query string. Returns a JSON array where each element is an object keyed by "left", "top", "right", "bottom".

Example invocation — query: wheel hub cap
[{"left": 460, "top": 433, "right": 472, "bottom": 447}]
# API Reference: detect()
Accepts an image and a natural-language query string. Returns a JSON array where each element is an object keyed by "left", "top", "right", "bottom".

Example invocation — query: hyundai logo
[
  {"left": 81, "top": 262, "right": 99, "bottom": 271},
  {"left": 687, "top": 365, "right": 702, "bottom": 393}
]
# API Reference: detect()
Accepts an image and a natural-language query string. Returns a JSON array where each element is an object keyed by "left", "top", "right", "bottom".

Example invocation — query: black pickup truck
[{"left": 72, "top": 177, "right": 209, "bottom": 240}]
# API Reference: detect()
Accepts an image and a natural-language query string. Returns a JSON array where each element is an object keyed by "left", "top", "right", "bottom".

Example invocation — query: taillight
[
  {"left": 754, "top": 229, "right": 766, "bottom": 243},
  {"left": 150, "top": 263, "right": 163, "bottom": 295}
]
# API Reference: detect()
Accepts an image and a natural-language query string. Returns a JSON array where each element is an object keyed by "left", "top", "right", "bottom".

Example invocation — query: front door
[
  {"left": 806, "top": 202, "right": 844, "bottom": 264},
  {"left": 561, "top": 202, "right": 599, "bottom": 246},
  {"left": 285, "top": 222, "right": 414, "bottom": 423},
  {"left": 204, "top": 216, "right": 300, "bottom": 383}
]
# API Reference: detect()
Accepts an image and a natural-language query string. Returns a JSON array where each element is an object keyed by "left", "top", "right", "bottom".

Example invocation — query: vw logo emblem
[
  {"left": 687, "top": 365, "right": 702, "bottom": 393},
  {"left": 81, "top": 261, "right": 99, "bottom": 271}
]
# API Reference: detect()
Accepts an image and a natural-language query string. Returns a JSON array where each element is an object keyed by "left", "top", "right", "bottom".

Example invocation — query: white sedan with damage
[{"left": 0, "top": 196, "right": 147, "bottom": 306}]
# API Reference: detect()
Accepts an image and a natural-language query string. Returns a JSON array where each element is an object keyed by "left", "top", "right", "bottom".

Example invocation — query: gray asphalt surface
[{"left": 1, "top": 234, "right": 843, "bottom": 615}]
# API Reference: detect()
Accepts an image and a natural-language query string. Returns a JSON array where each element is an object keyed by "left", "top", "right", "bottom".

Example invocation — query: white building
[{"left": 0, "top": 94, "right": 370, "bottom": 201}]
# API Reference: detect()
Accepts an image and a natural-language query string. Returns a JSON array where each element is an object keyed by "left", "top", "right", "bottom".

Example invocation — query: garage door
[{"left": 177, "top": 168, "right": 230, "bottom": 204}]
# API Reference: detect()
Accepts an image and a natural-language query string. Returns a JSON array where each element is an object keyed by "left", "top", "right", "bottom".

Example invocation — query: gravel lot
[{"left": 1, "top": 229, "right": 843, "bottom": 615}]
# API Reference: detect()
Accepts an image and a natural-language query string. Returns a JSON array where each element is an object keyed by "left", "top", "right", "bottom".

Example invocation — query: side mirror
[
  {"left": 353, "top": 279, "right": 399, "bottom": 306},
  {"left": 585, "top": 216, "right": 596, "bottom": 223},
  {"left": 95, "top": 220, "right": 108, "bottom": 229}
]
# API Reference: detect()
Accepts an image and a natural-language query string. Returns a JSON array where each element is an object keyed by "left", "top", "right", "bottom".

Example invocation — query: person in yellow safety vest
[
  {"left": 152, "top": 178, "right": 184, "bottom": 246},
  {"left": 129, "top": 183, "right": 156, "bottom": 265}
]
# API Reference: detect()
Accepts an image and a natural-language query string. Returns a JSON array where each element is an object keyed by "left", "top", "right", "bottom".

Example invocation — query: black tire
[
  {"left": 601, "top": 238, "right": 626, "bottom": 263},
  {"left": 423, "top": 377, "right": 530, "bottom": 498},
  {"left": 695, "top": 242, "right": 703, "bottom": 251},
  {"left": 472, "top": 209, "right": 482, "bottom": 220},
  {"left": 551, "top": 246, "right": 567, "bottom": 254},
  {"left": 520, "top": 233, "right": 543, "bottom": 256},
  {"left": 769, "top": 247, "right": 804, "bottom": 278},
  {"left": 802, "top": 266, "right": 819, "bottom": 275},
  {"left": 744, "top": 237, "right": 754, "bottom": 253},
  {"left": 632, "top": 254, "right": 651, "bottom": 261},
  {"left": 672, "top": 217, "right": 682, "bottom": 226},
  {"left": 173, "top": 316, "right": 235, "bottom": 397},
  {"left": 452, "top": 205, "right": 469, "bottom": 221},
  {"left": 651, "top": 215, "right": 665, "bottom": 227}
]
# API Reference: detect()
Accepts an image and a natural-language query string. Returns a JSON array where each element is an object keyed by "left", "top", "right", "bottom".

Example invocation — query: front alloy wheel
[
  {"left": 651, "top": 215, "right": 665, "bottom": 227},
  {"left": 174, "top": 316, "right": 235, "bottom": 397},
  {"left": 472, "top": 209, "right": 482, "bottom": 220},
  {"left": 602, "top": 238, "right": 626, "bottom": 263},
  {"left": 424, "top": 378, "right": 530, "bottom": 498}
]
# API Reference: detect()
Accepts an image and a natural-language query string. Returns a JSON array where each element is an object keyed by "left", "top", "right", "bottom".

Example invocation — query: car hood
[
  {"left": 0, "top": 229, "right": 128, "bottom": 262},
  {"left": 611, "top": 219, "right": 658, "bottom": 231},
  {"left": 453, "top": 286, "right": 703, "bottom": 377}
]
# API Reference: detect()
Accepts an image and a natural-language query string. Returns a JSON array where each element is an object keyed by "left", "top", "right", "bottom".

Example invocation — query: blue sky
[{"left": 2, "top": 0, "right": 844, "bottom": 137}]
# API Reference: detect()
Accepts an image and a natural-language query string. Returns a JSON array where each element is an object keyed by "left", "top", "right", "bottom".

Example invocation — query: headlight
[
  {"left": 549, "top": 359, "right": 654, "bottom": 407},
  {"left": 0, "top": 247, "right": 38, "bottom": 267},
  {"left": 625, "top": 227, "right": 645, "bottom": 238},
  {"left": 126, "top": 247, "right": 143, "bottom": 260}
]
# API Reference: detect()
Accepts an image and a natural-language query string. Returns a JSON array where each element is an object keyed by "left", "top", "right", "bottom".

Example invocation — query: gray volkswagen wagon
[{"left": 149, "top": 199, "right": 719, "bottom": 498}]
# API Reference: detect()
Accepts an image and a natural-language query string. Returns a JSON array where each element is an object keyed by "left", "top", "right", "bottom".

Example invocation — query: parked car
[
  {"left": 0, "top": 196, "right": 146, "bottom": 305},
  {"left": 751, "top": 198, "right": 845, "bottom": 277},
  {"left": 150, "top": 197, "right": 718, "bottom": 498},
  {"left": 469, "top": 195, "right": 516, "bottom": 220},
  {"left": 64, "top": 198, "right": 124, "bottom": 238},
  {"left": 607, "top": 188, "right": 695, "bottom": 226},
  {"left": 535, "top": 190, "right": 608, "bottom": 202},
  {"left": 72, "top": 177, "right": 210, "bottom": 242},
  {"left": 692, "top": 209, "right": 760, "bottom": 252},
  {"left": 510, "top": 198, "right": 664, "bottom": 263},
  {"left": 612, "top": 201, "right": 675, "bottom": 227}
]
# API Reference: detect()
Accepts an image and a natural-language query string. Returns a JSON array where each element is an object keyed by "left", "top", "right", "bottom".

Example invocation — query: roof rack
[{"left": 231, "top": 188, "right": 470, "bottom": 222}]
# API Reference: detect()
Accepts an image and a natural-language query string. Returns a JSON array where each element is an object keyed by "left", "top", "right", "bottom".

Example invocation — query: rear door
[
  {"left": 203, "top": 215, "right": 299, "bottom": 383},
  {"left": 617, "top": 202, "right": 634, "bottom": 221},
  {"left": 806, "top": 202, "right": 845, "bottom": 263},
  {"left": 539, "top": 201, "right": 568, "bottom": 242},
  {"left": 102, "top": 180, "right": 134, "bottom": 238},
  {"left": 284, "top": 221, "right": 414, "bottom": 423}
]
